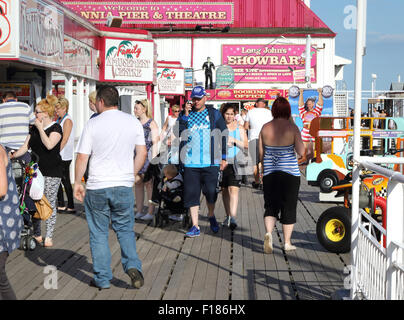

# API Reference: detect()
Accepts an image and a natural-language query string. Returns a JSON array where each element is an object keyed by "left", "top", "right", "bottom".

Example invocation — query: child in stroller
[
  {"left": 10, "top": 153, "right": 39, "bottom": 251},
  {"left": 150, "top": 164, "right": 191, "bottom": 228}
]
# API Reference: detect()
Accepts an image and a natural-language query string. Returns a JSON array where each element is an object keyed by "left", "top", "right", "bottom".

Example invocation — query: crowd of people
[{"left": 0, "top": 84, "right": 315, "bottom": 297}]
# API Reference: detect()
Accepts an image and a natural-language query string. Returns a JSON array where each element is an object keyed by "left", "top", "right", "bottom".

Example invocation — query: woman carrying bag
[{"left": 11, "top": 95, "right": 63, "bottom": 247}]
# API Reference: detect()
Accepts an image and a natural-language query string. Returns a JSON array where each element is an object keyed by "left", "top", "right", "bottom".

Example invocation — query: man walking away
[
  {"left": 0, "top": 91, "right": 35, "bottom": 152},
  {"left": 74, "top": 85, "right": 147, "bottom": 290}
]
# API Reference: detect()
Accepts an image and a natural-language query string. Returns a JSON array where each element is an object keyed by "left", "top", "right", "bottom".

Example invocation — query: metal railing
[
  {"left": 350, "top": 0, "right": 404, "bottom": 300},
  {"left": 350, "top": 160, "right": 404, "bottom": 300}
]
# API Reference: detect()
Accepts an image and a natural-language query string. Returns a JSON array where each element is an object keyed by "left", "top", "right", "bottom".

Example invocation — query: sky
[{"left": 311, "top": 0, "right": 404, "bottom": 94}]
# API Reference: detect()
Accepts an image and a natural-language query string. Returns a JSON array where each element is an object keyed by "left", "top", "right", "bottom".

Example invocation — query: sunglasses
[
  {"left": 34, "top": 110, "right": 44, "bottom": 114},
  {"left": 173, "top": 110, "right": 180, "bottom": 113}
]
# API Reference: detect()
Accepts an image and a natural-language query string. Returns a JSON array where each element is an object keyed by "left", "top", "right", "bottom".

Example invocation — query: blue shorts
[{"left": 183, "top": 166, "right": 220, "bottom": 208}]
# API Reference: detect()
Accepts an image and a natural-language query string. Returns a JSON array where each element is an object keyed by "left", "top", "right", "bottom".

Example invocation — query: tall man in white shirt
[
  {"left": 244, "top": 98, "right": 273, "bottom": 189},
  {"left": 74, "top": 85, "right": 147, "bottom": 290}
]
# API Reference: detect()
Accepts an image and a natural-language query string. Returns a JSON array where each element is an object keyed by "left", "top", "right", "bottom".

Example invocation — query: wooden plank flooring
[{"left": 6, "top": 175, "right": 350, "bottom": 300}]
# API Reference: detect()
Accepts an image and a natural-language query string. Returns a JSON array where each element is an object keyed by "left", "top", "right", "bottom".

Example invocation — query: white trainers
[
  {"left": 264, "top": 233, "right": 273, "bottom": 254},
  {"left": 140, "top": 213, "right": 154, "bottom": 221},
  {"left": 134, "top": 212, "right": 146, "bottom": 219},
  {"left": 284, "top": 243, "right": 297, "bottom": 251},
  {"left": 169, "top": 214, "right": 183, "bottom": 221}
]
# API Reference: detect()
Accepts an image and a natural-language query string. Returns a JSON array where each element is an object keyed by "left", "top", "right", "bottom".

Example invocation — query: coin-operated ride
[
  {"left": 315, "top": 148, "right": 403, "bottom": 253},
  {"left": 306, "top": 116, "right": 404, "bottom": 193}
]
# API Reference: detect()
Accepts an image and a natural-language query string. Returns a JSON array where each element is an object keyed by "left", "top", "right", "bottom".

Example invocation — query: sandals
[
  {"left": 57, "top": 207, "right": 76, "bottom": 214},
  {"left": 34, "top": 236, "right": 43, "bottom": 244},
  {"left": 44, "top": 238, "right": 53, "bottom": 247}
]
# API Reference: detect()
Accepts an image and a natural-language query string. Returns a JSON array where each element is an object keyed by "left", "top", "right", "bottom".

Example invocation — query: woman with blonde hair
[
  {"left": 11, "top": 95, "right": 63, "bottom": 247},
  {"left": 55, "top": 96, "right": 75, "bottom": 213},
  {"left": 160, "top": 104, "right": 180, "bottom": 147},
  {"left": 88, "top": 91, "right": 99, "bottom": 119},
  {"left": 133, "top": 99, "right": 160, "bottom": 221}
]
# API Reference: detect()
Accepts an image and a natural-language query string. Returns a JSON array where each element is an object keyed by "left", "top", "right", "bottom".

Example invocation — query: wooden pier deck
[{"left": 6, "top": 174, "right": 350, "bottom": 300}]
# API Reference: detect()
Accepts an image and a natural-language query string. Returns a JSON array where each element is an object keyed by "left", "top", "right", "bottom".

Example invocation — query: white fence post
[
  {"left": 386, "top": 181, "right": 404, "bottom": 299},
  {"left": 351, "top": 0, "right": 367, "bottom": 300}
]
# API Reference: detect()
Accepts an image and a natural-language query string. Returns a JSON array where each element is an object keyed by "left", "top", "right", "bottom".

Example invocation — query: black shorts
[
  {"left": 221, "top": 164, "right": 241, "bottom": 188},
  {"left": 183, "top": 166, "right": 220, "bottom": 208},
  {"left": 248, "top": 139, "right": 260, "bottom": 165},
  {"left": 263, "top": 171, "right": 300, "bottom": 224}
]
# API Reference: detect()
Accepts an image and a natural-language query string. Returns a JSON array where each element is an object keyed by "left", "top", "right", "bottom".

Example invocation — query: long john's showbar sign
[{"left": 61, "top": 1, "right": 234, "bottom": 25}]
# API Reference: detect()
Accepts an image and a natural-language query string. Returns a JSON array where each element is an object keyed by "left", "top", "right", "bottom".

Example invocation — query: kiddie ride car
[
  {"left": 315, "top": 148, "right": 404, "bottom": 253},
  {"left": 306, "top": 116, "right": 404, "bottom": 194}
]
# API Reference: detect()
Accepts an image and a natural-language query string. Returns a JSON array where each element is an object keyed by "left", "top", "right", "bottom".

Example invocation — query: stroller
[
  {"left": 146, "top": 162, "right": 192, "bottom": 229},
  {"left": 10, "top": 153, "right": 38, "bottom": 251}
]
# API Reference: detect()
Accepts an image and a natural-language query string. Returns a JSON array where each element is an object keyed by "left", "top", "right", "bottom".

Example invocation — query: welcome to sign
[{"left": 62, "top": 1, "right": 234, "bottom": 25}]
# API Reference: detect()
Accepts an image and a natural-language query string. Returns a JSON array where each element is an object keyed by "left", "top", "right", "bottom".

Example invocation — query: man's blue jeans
[{"left": 84, "top": 186, "right": 142, "bottom": 287}]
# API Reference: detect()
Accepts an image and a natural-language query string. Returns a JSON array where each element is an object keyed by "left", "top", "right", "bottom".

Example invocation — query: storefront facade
[{"left": 61, "top": 0, "right": 351, "bottom": 125}]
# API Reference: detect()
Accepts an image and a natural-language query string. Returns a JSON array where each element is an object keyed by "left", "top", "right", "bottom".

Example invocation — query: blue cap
[{"left": 190, "top": 86, "right": 206, "bottom": 99}]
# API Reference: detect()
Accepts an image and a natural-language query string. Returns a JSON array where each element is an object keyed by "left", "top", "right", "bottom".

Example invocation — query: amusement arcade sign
[{"left": 102, "top": 37, "right": 155, "bottom": 83}]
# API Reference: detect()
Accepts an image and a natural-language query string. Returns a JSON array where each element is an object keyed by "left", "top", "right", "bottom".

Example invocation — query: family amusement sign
[
  {"left": 61, "top": 1, "right": 234, "bottom": 25},
  {"left": 157, "top": 67, "right": 185, "bottom": 95},
  {"left": 101, "top": 37, "right": 155, "bottom": 83},
  {"left": 222, "top": 44, "right": 317, "bottom": 83}
]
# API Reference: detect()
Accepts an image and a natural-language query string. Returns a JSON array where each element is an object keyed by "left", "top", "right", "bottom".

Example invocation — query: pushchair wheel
[
  {"left": 19, "top": 236, "right": 27, "bottom": 250},
  {"left": 27, "top": 236, "right": 37, "bottom": 251},
  {"left": 154, "top": 214, "right": 162, "bottom": 228}
]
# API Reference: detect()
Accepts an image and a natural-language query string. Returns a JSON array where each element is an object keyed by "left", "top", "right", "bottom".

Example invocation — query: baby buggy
[
  {"left": 10, "top": 154, "right": 38, "bottom": 251},
  {"left": 146, "top": 163, "right": 192, "bottom": 229}
]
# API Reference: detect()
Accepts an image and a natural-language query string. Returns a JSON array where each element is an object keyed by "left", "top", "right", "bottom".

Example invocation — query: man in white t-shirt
[
  {"left": 73, "top": 85, "right": 147, "bottom": 290},
  {"left": 244, "top": 98, "right": 273, "bottom": 189}
]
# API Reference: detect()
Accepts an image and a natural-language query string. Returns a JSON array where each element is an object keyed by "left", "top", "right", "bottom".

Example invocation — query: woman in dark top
[
  {"left": 11, "top": 95, "right": 62, "bottom": 247},
  {"left": 0, "top": 145, "right": 23, "bottom": 299}
]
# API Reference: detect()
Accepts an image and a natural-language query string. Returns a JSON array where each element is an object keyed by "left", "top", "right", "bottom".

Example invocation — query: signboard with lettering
[
  {"left": 214, "top": 89, "right": 287, "bottom": 101},
  {"left": 215, "top": 65, "right": 235, "bottom": 89},
  {"left": 222, "top": 44, "right": 317, "bottom": 83},
  {"left": 184, "top": 68, "right": 194, "bottom": 91},
  {"left": 62, "top": 1, "right": 234, "bottom": 26},
  {"left": 19, "top": 0, "right": 64, "bottom": 69},
  {"left": 157, "top": 67, "right": 185, "bottom": 95},
  {"left": 101, "top": 37, "right": 155, "bottom": 83},
  {"left": 0, "top": 0, "right": 16, "bottom": 57},
  {"left": 64, "top": 35, "right": 99, "bottom": 80}
]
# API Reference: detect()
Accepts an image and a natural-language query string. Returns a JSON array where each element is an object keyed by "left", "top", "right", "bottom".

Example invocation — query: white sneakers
[
  {"left": 134, "top": 212, "right": 154, "bottom": 221},
  {"left": 263, "top": 232, "right": 297, "bottom": 254},
  {"left": 284, "top": 243, "right": 297, "bottom": 251},
  {"left": 140, "top": 213, "right": 154, "bottom": 221},
  {"left": 264, "top": 233, "right": 273, "bottom": 254},
  {"left": 169, "top": 214, "right": 183, "bottom": 221},
  {"left": 134, "top": 212, "right": 146, "bottom": 220}
]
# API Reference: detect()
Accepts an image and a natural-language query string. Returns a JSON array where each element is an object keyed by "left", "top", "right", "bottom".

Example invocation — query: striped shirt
[
  {"left": 0, "top": 101, "right": 35, "bottom": 149},
  {"left": 263, "top": 145, "right": 300, "bottom": 177}
]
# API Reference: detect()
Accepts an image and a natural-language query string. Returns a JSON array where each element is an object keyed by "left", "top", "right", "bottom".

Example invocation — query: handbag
[
  {"left": 29, "top": 165, "right": 44, "bottom": 200},
  {"left": 33, "top": 195, "right": 53, "bottom": 220},
  {"left": 233, "top": 149, "right": 254, "bottom": 177}
]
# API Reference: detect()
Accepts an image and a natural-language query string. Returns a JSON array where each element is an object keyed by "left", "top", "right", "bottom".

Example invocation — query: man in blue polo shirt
[{"left": 178, "top": 86, "right": 227, "bottom": 237}]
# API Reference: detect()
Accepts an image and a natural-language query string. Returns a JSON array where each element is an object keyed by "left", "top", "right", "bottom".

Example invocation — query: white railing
[
  {"left": 350, "top": 161, "right": 404, "bottom": 300},
  {"left": 351, "top": 0, "right": 404, "bottom": 300}
]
